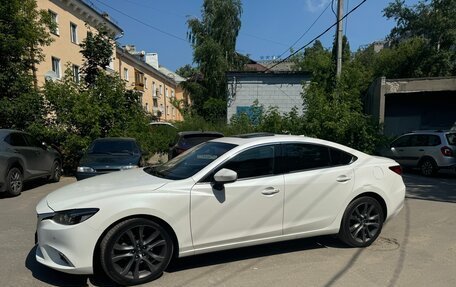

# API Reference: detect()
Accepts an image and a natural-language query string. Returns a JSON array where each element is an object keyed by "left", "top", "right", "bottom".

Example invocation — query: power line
[
  {"left": 331, "top": 0, "right": 338, "bottom": 18},
  {"left": 278, "top": 1, "right": 331, "bottom": 59},
  {"left": 92, "top": 0, "right": 188, "bottom": 42},
  {"left": 264, "top": 0, "right": 368, "bottom": 73}
]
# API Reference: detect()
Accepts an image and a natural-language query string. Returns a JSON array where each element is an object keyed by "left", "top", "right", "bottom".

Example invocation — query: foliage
[
  {"left": 0, "top": 0, "right": 54, "bottom": 129},
  {"left": 79, "top": 26, "right": 114, "bottom": 86},
  {"left": 186, "top": 0, "right": 244, "bottom": 120},
  {"left": 382, "top": 0, "right": 456, "bottom": 76},
  {"left": 38, "top": 70, "right": 152, "bottom": 173}
]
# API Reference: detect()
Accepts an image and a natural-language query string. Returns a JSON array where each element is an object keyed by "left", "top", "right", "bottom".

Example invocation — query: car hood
[
  {"left": 45, "top": 168, "right": 171, "bottom": 211},
  {"left": 79, "top": 153, "right": 140, "bottom": 168}
]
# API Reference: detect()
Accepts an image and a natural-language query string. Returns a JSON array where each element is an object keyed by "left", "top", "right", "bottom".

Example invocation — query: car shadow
[
  {"left": 166, "top": 235, "right": 347, "bottom": 273},
  {"left": 26, "top": 236, "right": 348, "bottom": 287},
  {"left": 0, "top": 178, "right": 49, "bottom": 199}
]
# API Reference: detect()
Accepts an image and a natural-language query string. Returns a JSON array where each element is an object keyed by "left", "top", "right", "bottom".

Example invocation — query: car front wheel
[
  {"left": 100, "top": 218, "right": 173, "bottom": 286},
  {"left": 6, "top": 167, "right": 23, "bottom": 197},
  {"left": 338, "top": 196, "right": 384, "bottom": 247}
]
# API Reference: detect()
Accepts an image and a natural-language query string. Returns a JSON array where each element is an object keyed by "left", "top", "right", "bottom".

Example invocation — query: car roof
[
  {"left": 178, "top": 131, "right": 224, "bottom": 136},
  {"left": 93, "top": 137, "right": 136, "bottom": 142},
  {"left": 0, "top": 129, "right": 26, "bottom": 139},
  {"left": 211, "top": 134, "right": 365, "bottom": 157}
]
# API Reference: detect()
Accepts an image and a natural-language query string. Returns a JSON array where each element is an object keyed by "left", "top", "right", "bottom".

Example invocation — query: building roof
[{"left": 71, "top": 0, "right": 123, "bottom": 36}]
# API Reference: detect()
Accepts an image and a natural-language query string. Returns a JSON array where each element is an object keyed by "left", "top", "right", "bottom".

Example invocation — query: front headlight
[
  {"left": 52, "top": 208, "right": 99, "bottom": 225},
  {"left": 77, "top": 166, "right": 95, "bottom": 173},
  {"left": 120, "top": 165, "right": 138, "bottom": 170}
]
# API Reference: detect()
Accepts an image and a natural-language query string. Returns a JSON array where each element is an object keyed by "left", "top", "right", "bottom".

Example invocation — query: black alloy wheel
[
  {"left": 6, "top": 167, "right": 23, "bottom": 196},
  {"left": 100, "top": 218, "right": 173, "bottom": 286},
  {"left": 419, "top": 158, "right": 437, "bottom": 177},
  {"left": 339, "top": 197, "right": 384, "bottom": 247}
]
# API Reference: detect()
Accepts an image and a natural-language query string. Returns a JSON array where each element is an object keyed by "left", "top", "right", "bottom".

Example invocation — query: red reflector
[
  {"left": 441, "top": 146, "right": 453, "bottom": 157},
  {"left": 389, "top": 165, "right": 402, "bottom": 175}
]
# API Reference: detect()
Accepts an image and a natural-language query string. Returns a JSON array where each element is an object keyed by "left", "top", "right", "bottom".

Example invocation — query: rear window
[{"left": 446, "top": 133, "right": 456, "bottom": 145}]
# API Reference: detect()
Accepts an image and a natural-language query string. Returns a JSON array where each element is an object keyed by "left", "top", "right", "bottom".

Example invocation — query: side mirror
[
  {"left": 212, "top": 168, "right": 237, "bottom": 190},
  {"left": 214, "top": 168, "right": 237, "bottom": 184}
]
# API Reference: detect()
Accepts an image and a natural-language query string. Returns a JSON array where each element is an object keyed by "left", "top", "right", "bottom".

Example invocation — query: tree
[
  {"left": 79, "top": 26, "right": 114, "bottom": 86},
  {"left": 186, "top": 0, "right": 243, "bottom": 120},
  {"left": 383, "top": 0, "right": 456, "bottom": 76},
  {"left": 0, "top": 0, "right": 54, "bottom": 129}
]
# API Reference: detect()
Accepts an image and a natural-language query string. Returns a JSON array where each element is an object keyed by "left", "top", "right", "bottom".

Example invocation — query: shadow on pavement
[
  {"left": 25, "top": 246, "right": 121, "bottom": 287},
  {"left": 0, "top": 178, "right": 53, "bottom": 199},
  {"left": 167, "top": 235, "right": 348, "bottom": 273},
  {"left": 404, "top": 171, "right": 456, "bottom": 203}
]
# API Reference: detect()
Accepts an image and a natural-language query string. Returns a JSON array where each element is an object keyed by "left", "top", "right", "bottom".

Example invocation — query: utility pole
[{"left": 336, "top": 0, "right": 344, "bottom": 77}]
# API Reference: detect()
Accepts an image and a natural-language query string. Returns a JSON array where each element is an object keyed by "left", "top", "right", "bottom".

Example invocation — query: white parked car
[{"left": 35, "top": 134, "right": 405, "bottom": 286}]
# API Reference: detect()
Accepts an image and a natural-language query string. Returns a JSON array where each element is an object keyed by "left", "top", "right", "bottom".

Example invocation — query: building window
[
  {"left": 171, "top": 90, "right": 174, "bottom": 98},
  {"left": 144, "top": 77, "right": 148, "bottom": 89},
  {"left": 153, "top": 99, "right": 158, "bottom": 107},
  {"left": 153, "top": 82, "right": 156, "bottom": 97},
  {"left": 51, "top": 57, "right": 61, "bottom": 78},
  {"left": 48, "top": 10, "right": 59, "bottom": 35},
  {"left": 108, "top": 57, "right": 115, "bottom": 70},
  {"left": 123, "top": 68, "right": 129, "bottom": 81},
  {"left": 70, "top": 22, "right": 78, "bottom": 43},
  {"left": 172, "top": 107, "right": 175, "bottom": 118},
  {"left": 72, "top": 65, "right": 80, "bottom": 83},
  {"left": 166, "top": 105, "right": 169, "bottom": 115},
  {"left": 165, "top": 87, "right": 168, "bottom": 98},
  {"left": 145, "top": 103, "right": 149, "bottom": 112},
  {"left": 159, "top": 84, "right": 163, "bottom": 96}
]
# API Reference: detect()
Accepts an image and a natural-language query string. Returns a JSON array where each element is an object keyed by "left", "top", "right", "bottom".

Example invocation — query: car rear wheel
[
  {"left": 6, "top": 167, "right": 23, "bottom": 196},
  {"left": 419, "top": 158, "right": 437, "bottom": 177},
  {"left": 339, "top": 196, "right": 384, "bottom": 247},
  {"left": 100, "top": 218, "right": 173, "bottom": 286},
  {"left": 49, "top": 160, "right": 61, "bottom": 182}
]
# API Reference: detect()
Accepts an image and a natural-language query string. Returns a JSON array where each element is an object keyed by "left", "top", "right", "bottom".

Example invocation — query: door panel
[
  {"left": 283, "top": 166, "right": 354, "bottom": 234},
  {"left": 190, "top": 175, "right": 284, "bottom": 249}
]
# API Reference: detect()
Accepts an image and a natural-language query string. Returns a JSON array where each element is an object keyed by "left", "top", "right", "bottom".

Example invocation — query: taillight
[
  {"left": 441, "top": 146, "right": 453, "bottom": 157},
  {"left": 389, "top": 165, "right": 402, "bottom": 175}
]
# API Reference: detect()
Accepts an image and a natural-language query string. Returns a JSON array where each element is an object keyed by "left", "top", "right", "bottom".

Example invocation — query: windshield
[
  {"left": 145, "top": 141, "right": 236, "bottom": 180},
  {"left": 88, "top": 140, "right": 139, "bottom": 155},
  {"left": 446, "top": 133, "right": 456, "bottom": 145}
]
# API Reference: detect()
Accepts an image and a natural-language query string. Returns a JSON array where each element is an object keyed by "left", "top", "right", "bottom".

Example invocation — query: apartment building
[
  {"left": 115, "top": 46, "right": 187, "bottom": 122},
  {"left": 35, "top": 0, "right": 188, "bottom": 122},
  {"left": 35, "top": 0, "right": 122, "bottom": 85}
]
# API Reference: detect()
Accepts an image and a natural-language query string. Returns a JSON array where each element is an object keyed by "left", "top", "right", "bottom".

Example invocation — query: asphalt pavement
[{"left": 0, "top": 171, "right": 455, "bottom": 287}]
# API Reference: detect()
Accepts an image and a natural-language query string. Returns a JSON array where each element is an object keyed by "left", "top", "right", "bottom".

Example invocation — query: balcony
[{"left": 134, "top": 70, "right": 145, "bottom": 91}]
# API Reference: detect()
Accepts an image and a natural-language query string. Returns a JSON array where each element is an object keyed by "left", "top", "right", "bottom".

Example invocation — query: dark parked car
[
  {"left": 168, "top": 131, "right": 224, "bottom": 160},
  {"left": 76, "top": 137, "right": 145, "bottom": 180},
  {"left": 0, "top": 129, "right": 61, "bottom": 196}
]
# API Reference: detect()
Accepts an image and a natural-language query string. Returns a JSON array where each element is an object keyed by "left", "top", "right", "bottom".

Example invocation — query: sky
[{"left": 87, "top": 0, "right": 421, "bottom": 72}]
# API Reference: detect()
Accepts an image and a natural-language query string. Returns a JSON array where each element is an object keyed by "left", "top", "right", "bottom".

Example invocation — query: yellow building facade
[{"left": 36, "top": 0, "right": 187, "bottom": 122}]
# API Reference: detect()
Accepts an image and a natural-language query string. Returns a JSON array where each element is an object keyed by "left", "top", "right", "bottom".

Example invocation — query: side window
[
  {"left": 428, "top": 135, "right": 441, "bottom": 146},
  {"left": 221, "top": 145, "right": 275, "bottom": 180},
  {"left": 391, "top": 135, "right": 411, "bottom": 147},
  {"left": 410, "top": 135, "right": 428, "bottom": 147},
  {"left": 8, "top": 133, "right": 28, "bottom": 147},
  {"left": 23, "top": 134, "right": 41, "bottom": 148},
  {"left": 330, "top": 148, "right": 355, "bottom": 165},
  {"left": 282, "top": 144, "right": 330, "bottom": 173}
]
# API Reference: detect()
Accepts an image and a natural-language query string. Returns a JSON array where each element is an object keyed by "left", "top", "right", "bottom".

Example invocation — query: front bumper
[{"left": 35, "top": 218, "right": 99, "bottom": 275}]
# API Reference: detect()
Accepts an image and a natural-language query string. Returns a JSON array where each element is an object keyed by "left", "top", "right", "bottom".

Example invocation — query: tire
[
  {"left": 49, "top": 160, "right": 61, "bottom": 182},
  {"left": 419, "top": 158, "right": 437, "bottom": 177},
  {"left": 5, "top": 167, "right": 23, "bottom": 197},
  {"left": 338, "top": 196, "right": 384, "bottom": 247},
  {"left": 100, "top": 218, "right": 173, "bottom": 286}
]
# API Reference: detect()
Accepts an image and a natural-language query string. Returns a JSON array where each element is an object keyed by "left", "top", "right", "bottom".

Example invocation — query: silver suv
[
  {"left": 0, "top": 130, "right": 62, "bottom": 196},
  {"left": 380, "top": 130, "right": 456, "bottom": 176}
]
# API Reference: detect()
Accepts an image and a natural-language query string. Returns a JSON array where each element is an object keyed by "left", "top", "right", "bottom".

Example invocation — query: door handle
[
  {"left": 418, "top": 149, "right": 424, "bottom": 152},
  {"left": 261, "top": 187, "right": 280, "bottom": 196},
  {"left": 336, "top": 176, "right": 351, "bottom": 183}
]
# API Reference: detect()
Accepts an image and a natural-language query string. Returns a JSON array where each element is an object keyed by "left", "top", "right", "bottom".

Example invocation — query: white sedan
[{"left": 35, "top": 134, "right": 405, "bottom": 286}]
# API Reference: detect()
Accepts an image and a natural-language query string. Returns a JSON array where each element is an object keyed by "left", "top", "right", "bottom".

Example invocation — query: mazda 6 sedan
[{"left": 36, "top": 134, "right": 405, "bottom": 286}]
